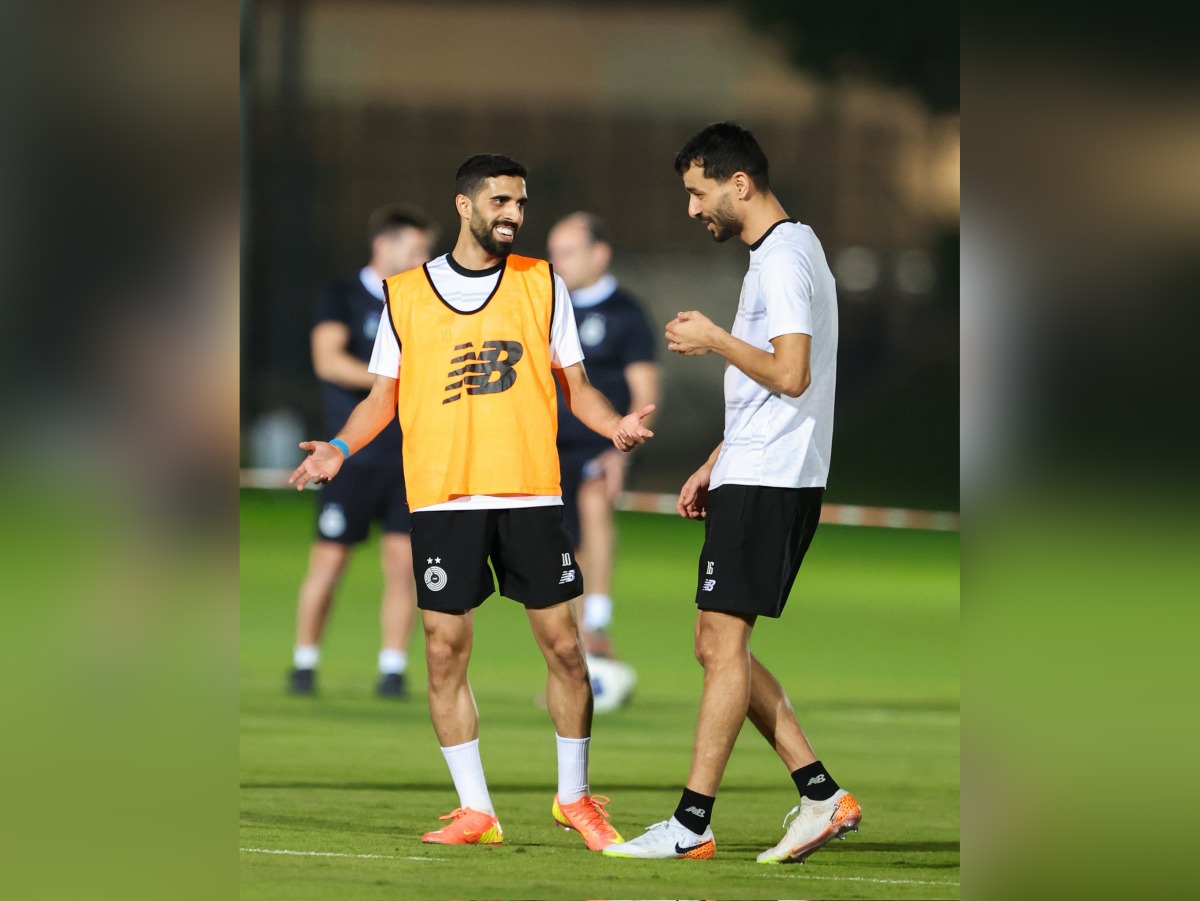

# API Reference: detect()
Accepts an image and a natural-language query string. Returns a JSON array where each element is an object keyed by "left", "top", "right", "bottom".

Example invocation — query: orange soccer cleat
[
  {"left": 551, "top": 794, "right": 624, "bottom": 851},
  {"left": 421, "top": 807, "right": 504, "bottom": 845}
]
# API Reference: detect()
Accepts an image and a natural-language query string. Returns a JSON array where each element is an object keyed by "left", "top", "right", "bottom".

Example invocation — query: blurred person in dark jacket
[
  {"left": 288, "top": 207, "right": 432, "bottom": 698},
  {"left": 547, "top": 213, "right": 658, "bottom": 711}
]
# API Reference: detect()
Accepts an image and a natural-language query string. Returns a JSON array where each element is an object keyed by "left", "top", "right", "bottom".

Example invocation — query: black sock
[
  {"left": 673, "top": 787, "right": 716, "bottom": 835},
  {"left": 791, "top": 760, "right": 840, "bottom": 801}
]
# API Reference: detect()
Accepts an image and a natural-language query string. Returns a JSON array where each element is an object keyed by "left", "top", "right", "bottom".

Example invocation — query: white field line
[
  {"left": 240, "top": 847, "right": 957, "bottom": 887},
  {"left": 239, "top": 469, "right": 959, "bottom": 532},
  {"left": 767, "top": 873, "right": 960, "bottom": 887},
  {"left": 241, "top": 847, "right": 440, "bottom": 862}
]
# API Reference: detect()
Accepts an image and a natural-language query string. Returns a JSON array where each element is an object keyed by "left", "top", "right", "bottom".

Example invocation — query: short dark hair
[
  {"left": 455, "top": 154, "right": 528, "bottom": 199},
  {"left": 367, "top": 205, "right": 430, "bottom": 244},
  {"left": 560, "top": 211, "right": 612, "bottom": 247},
  {"left": 673, "top": 122, "right": 770, "bottom": 191}
]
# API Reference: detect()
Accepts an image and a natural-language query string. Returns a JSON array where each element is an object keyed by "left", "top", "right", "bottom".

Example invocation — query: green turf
[{"left": 241, "top": 488, "right": 959, "bottom": 899}]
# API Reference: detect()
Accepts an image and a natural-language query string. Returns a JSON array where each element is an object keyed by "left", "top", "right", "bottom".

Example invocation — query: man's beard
[
  {"left": 471, "top": 214, "right": 517, "bottom": 257},
  {"left": 705, "top": 194, "right": 740, "bottom": 243}
]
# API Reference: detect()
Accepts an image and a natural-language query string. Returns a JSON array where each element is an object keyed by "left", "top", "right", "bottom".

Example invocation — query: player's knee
[
  {"left": 546, "top": 634, "right": 587, "bottom": 680},
  {"left": 693, "top": 627, "right": 729, "bottom": 669},
  {"left": 424, "top": 635, "right": 468, "bottom": 678}
]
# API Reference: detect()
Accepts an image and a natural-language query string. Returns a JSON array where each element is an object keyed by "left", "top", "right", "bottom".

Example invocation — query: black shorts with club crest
[
  {"left": 314, "top": 463, "right": 411, "bottom": 545},
  {"left": 411, "top": 504, "right": 583, "bottom": 611},
  {"left": 695, "top": 484, "right": 824, "bottom": 619}
]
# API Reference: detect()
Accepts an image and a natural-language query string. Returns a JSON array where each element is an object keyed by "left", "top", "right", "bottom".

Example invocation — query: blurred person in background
[
  {"left": 547, "top": 212, "right": 658, "bottom": 711},
  {"left": 289, "top": 154, "right": 655, "bottom": 850},
  {"left": 288, "top": 207, "right": 432, "bottom": 699},
  {"left": 605, "top": 122, "right": 861, "bottom": 863}
]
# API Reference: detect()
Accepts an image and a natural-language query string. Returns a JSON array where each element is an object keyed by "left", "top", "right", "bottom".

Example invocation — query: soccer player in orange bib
[{"left": 290, "top": 154, "right": 654, "bottom": 851}]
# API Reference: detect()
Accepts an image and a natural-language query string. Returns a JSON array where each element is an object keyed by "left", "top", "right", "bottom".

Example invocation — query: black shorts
[
  {"left": 695, "top": 485, "right": 824, "bottom": 619},
  {"left": 410, "top": 505, "right": 582, "bottom": 611},
  {"left": 557, "top": 440, "right": 610, "bottom": 548},
  {"left": 314, "top": 463, "right": 412, "bottom": 544}
]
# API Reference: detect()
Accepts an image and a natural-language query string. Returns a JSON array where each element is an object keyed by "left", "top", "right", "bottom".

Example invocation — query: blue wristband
[{"left": 328, "top": 438, "right": 351, "bottom": 458}]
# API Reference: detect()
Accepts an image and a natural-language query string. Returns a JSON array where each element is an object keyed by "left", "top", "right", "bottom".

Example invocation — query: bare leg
[
  {"left": 294, "top": 541, "right": 352, "bottom": 647},
  {"left": 576, "top": 474, "right": 617, "bottom": 656},
  {"left": 746, "top": 653, "right": 818, "bottom": 771},
  {"left": 526, "top": 601, "right": 592, "bottom": 738},
  {"left": 379, "top": 533, "right": 417, "bottom": 654},
  {"left": 422, "top": 609, "right": 477, "bottom": 746},
  {"left": 577, "top": 475, "right": 615, "bottom": 598},
  {"left": 685, "top": 609, "right": 756, "bottom": 795}
]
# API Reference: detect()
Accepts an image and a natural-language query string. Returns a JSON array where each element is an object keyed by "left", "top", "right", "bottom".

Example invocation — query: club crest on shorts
[
  {"left": 318, "top": 503, "right": 347, "bottom": 538},
  {"left": 423, "top": 558, "right": 448, "bottom": 591}
]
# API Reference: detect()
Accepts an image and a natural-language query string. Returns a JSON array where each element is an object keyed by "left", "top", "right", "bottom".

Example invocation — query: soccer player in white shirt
[{"left": 604, "top": 122, "right": 862, "bottom": 864}]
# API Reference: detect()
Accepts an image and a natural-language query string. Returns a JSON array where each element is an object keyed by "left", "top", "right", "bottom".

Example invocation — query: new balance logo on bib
[{"left": 443, "top": 340, "right": 523, "bottom": 404}]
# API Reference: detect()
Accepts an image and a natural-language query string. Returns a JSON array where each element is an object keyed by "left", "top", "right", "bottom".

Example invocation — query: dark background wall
[{"left": 241, "top": 0, "right": 959, "bottom": 510}]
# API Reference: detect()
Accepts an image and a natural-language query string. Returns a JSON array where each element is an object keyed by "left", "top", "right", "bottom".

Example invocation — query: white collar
[
  {"left": 569, "top": 273, "right": 618, "bottom": 309},
  {"left": 359, "top": 265, "right": 387, "bottom": 301}
]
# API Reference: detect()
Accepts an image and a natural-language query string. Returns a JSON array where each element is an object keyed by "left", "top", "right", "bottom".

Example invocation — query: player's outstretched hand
[
  {"left": 612, "top": 404, "right": 655, "bottom": 452},
  {"left": 289, "top": 440, "right": 345, "bottom": 490},
  {"left": 677, "top": 466, "right": 711, "bottom": 519}
]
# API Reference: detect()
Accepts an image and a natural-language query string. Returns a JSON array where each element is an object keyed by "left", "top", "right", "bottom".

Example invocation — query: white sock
[
  {"left": 556, "top": 734, "right": 590, "bottom": 804},
  {"left": 293, "top": 645, "right": 319, "bottom": 670},
  {"left": 378, "top": 648, "right": 407, "bottom": 675},
  {"left": 440, "top": 739, "right": 494, "bottom": 815},
  {"left": 582, "top": 594, "right": 613, "bottom": 631}
]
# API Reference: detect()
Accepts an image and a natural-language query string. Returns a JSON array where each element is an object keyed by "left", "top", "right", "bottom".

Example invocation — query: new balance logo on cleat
[
  {"left": 806, "top": 775, "right": 826, "bottom": 786},
  {"left": 702, "top": 579, "right": 716, "bottom": 591}
]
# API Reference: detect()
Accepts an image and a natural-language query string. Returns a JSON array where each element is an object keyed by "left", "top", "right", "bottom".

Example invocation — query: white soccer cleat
[
  {"left": 756, "top": 790, "right": 862, "bottom": 864},
  {"left": 587, "top": 653, "right": 637, "bottom": 713},
  {"left": 601, "top": 817, "right": 715, "bottom": 860}
]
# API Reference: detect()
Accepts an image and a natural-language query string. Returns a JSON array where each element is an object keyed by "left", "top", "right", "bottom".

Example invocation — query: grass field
[{"left": 240, "top": 488, "right": 959, "bottom": 900}]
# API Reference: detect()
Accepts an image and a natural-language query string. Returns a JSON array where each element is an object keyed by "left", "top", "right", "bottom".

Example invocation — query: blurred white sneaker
[
  {"left": 587, "top": 653, "right": 637, "bottom": 713},
  {"left": 756, "top": 790, "right": 862, "bottom": 864}
]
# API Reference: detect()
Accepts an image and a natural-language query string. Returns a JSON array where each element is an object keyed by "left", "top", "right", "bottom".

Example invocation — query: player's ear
[
  {"left": 733, "top": 172, "right": 751, "bottom": 200},
  {"left": 455, "top": 193, "right": 472, "bottom": 219}
]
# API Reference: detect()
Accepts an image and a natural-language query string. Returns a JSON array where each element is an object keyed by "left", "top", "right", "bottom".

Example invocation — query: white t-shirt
[
  {"left": 368, "top": 253, "right": 584, "bottom": 511},
  {"left": 710, "top": 220, "right": 838, "bottom": 491}
]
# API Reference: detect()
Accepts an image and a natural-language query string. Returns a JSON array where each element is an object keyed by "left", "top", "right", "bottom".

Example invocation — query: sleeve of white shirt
[
  {"left": 367, "top": 300, "right": 402, "bottom": 376},
  {"left": 760, "top": 243, "right": 814, "bottom": 340},
  {"left": 550, "top": 273, "right": 584, "bottom": 369}
]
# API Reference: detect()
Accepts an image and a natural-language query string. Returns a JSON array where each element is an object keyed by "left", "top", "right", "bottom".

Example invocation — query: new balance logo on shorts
[
  {"left": 559, "top": 571, "right": 576, "bottom": 585},
  {"left": 702, "top": 579, "right": 716, "bottom": 592}
]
